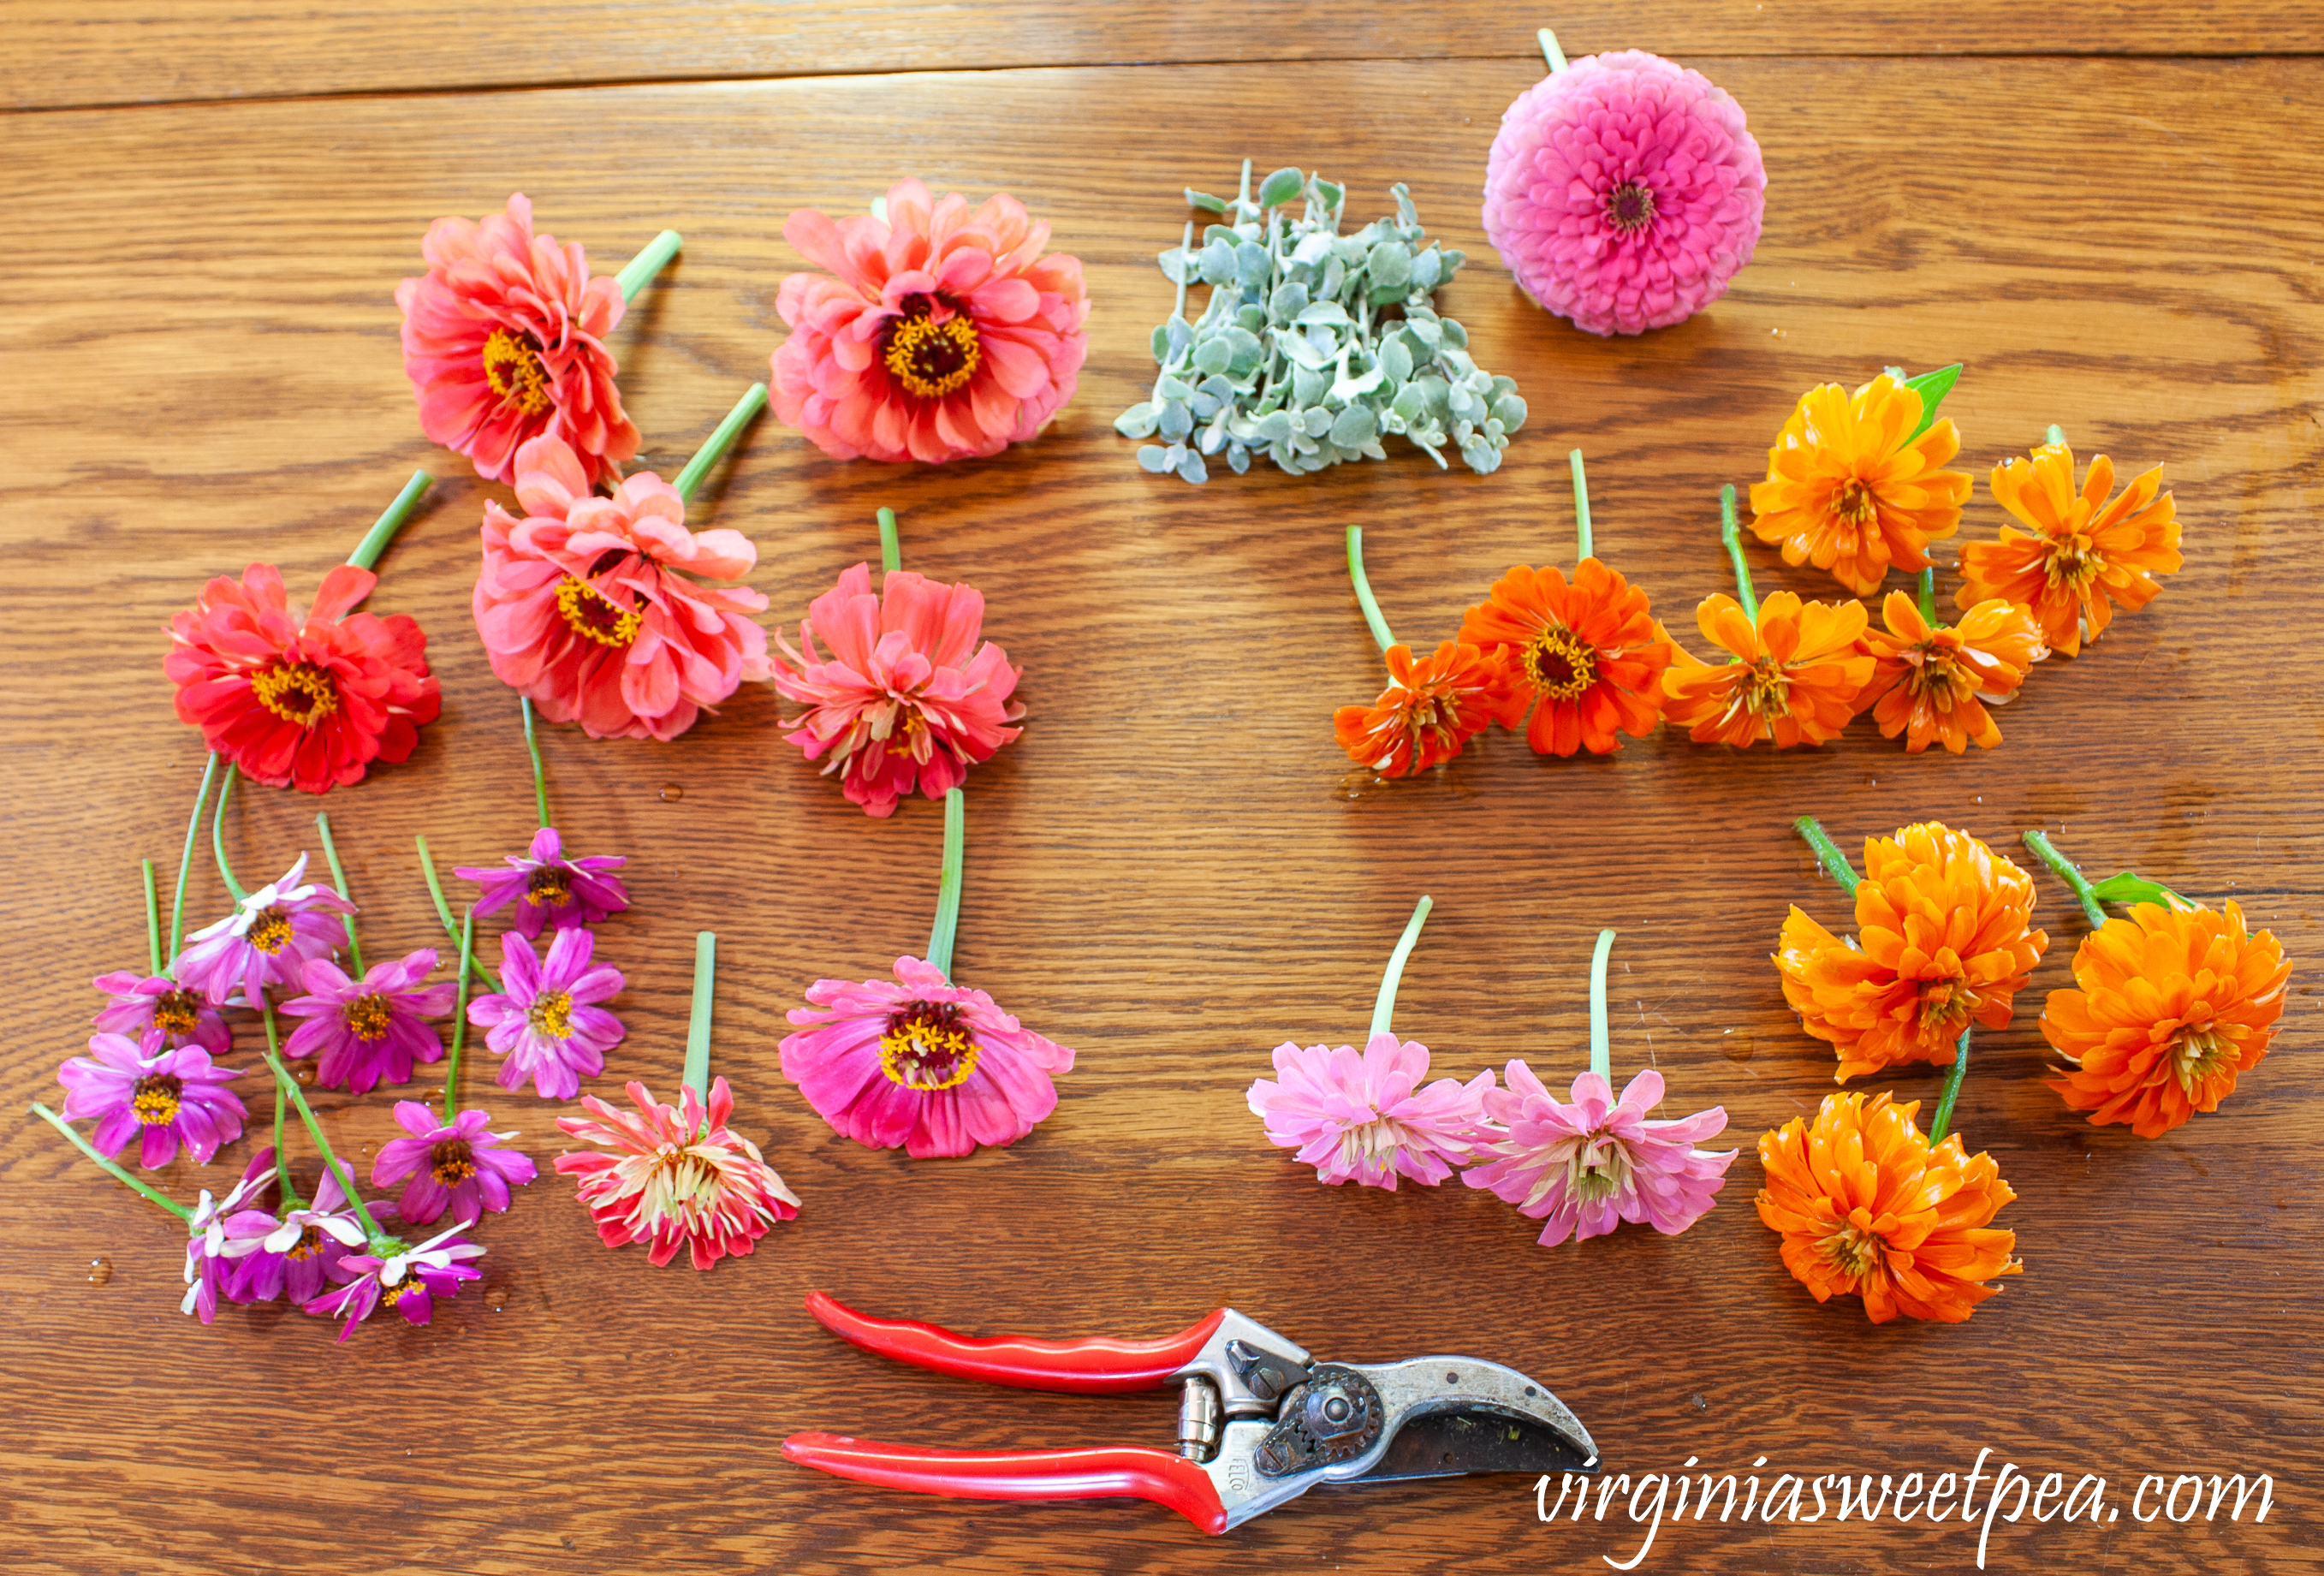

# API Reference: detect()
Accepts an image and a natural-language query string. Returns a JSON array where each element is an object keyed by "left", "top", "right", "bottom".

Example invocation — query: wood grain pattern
[{"left": 3, "top": 34, "right": 2321, "bottom": 1576}]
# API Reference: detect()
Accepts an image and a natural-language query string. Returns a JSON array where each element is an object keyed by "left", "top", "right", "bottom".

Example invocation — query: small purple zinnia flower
[
  {"left": 1462, "top": 1064, "right": 1736, "bottom": 1246},
  {"left": 58, "top": 1031, "right": 247, "bottom": 1168},
  {"left": 455, "top": 825, "right": 630, "bottom": 938},
  {"left": 171, "top": 853, "right": 356, "bottom": 1007},
  {"left": 1247, "top": 1032, "right": 1494, "bottom": 1190},
  {"left": 371, "top": 1100, "right": 538, "bottom": 1225},
  {"left": 467, "top": 927, "right": 625, "bottom": 1100},
  {"left": 278, "top": 949, "right": 456, "bottom": 1094},
  {"left": 183, "top": 1147, "right": 278, "bottom": 1323},
  {"left": 234, "top": 1166, "right": 383, "bottom": 1305},
  {"left": 305, "top": 1221, "right": 484, "bottom": 1342},
  {"left": 92, "top": 971, "right": 232, "bottom": 1054}
]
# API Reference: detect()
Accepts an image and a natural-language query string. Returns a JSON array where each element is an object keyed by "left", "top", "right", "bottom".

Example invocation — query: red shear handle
[
  {"left": 805, "top": 1291, "right": 1226, "bottom": 1395},
  {"left": 782, "top": 1432, "right": 1230, "bottom": 1536}
]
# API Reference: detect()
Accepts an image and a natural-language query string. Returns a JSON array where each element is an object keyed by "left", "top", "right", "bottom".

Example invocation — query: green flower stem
[
  {"left": 616, "top": 229, "right": 683, "bottom": 304},
  {"left": 1719, "top": 485, "right": 1757, "bottom": 621},
  {"left": 1569, "top": 449, "right": 1595, "bottom": 562},
  {"left": 682, "top": 931, "right": 716, "bottom": 1103},
  {"left": 1587, "top": 927, "right": 1615, "bottom": 1084},
  {"left": 262, "top": 1008, "right": 380, "bottom": 1240},
  {"left": 27, "top": 1101, "right": 193, "bottom": 1221},
  {"left": 2046, "top": 424, "right": 2067, "bottom": 449},
  {"left": 673, "top": 383, "right": 768, "bottom": 504},
  {"left": 346, "top": 471, "right": 432, "bottom": 574},
  {"left": 1917, "top": 568, "right": 1939, "bottom": 626},
  {"left": 1926, "top": 1028, "right": 1974, "bottom": 1146},
  {"left": 142, "top": 859, "right": 163, "bottom": 978},
  {"left": 414, "top": 835, "right": 477, "bottom": 990},
  {"left": 520, "top": 696, "right": 550, "bottom": 829},
  {"left": 211, "top": 764, "right": 247, "bottom": 902},
  {"left": 1793, "top": 815, "right": 1863, "bottom": 891},
  {"left": 878, "top": 507, "right": 902, "bottom": 576},
  {"left": 2022, "top": 830, "right": 2110, "bottom": 931},
  {"left": 441, "top": 905, "right": 476, "bottom": 1125},
  {"left": 1369, "top": 895, "right": 1434, "bottom": 1039},
  {"left": 926, "top": 788, "right": 966, "bottom": 982},
  {"left": 1538, "top": 27, "right": 1569, "bottom": 72},
  {"left": 1345, "top": 526, "right": 1397, "bottom": 653},
  {"left": 274, "top": 1078, "right": 300, "bottom": 1211},
  {"left": 169, "top": 752, "right": 222, "bottom": 960},
  {"left": 314, "top": 812, "right": 363, "bottom": 975}
]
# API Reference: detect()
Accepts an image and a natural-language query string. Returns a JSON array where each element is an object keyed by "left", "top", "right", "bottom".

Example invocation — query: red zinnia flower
[
  {"left": 166, "top": 564, "right": 439, "bottom": 794},
  {"left": 1334, "top": 641, "right": 1524, "bottom": 778}
]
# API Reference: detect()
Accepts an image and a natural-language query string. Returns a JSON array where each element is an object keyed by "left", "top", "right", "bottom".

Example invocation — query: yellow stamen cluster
[
  {"left": 528, "top": 989, "right": 575, "bottom": 1040},
  {"left": 152, "top": 989, "right": 204, "bottom": 1037},
  {"left": 556, "top": 577, "right": 643, "bottom": 647},
  {"left": 883, "top": 314, "right": 982, "bottom": 400},
  {"left": 132, "top": 1073, "right": 184, "bottom": 1127},
  {"left": 251, "top": 663, "right": 338, "bottom": 728},
  {"left": 481, "top": 327, "right": 554, "bottom": 415},
  {"left": 247, "top": 907, "right": 294, "bottom": 955},
  {"left": 1520, "top": 626, "right": 1597, "bottom": 700},
  {"left": 342, "top": 994, "right": 394, "bottom": 1042},
  {"left": 878, "top": 1010, "right": 981, "bottom": 1091},
  {"left": 430, "top": 1139, "right": 478, "bottom": 1185}
]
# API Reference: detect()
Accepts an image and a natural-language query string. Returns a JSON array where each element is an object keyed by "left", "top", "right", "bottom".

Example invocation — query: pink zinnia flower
[
  {"left": 92, "top": 971, "right": 230, "bottom": 1055},
  {"left": 1463, "top": 1065, "right": 1736, "bottom": 1245},
  {"left": 182, "top": 1148, "right": 279, "bottom": 1323},
  {"left": 371, "top": 1101, "right": 538, "bottom": 1226},
  {"left": 770, "top": 179, "right": 1091, "bottom": 465},
  {"left": 772, "top": 562, "right": 1025, "bottom": 818},
  {"left": 466, "top": 927, "right": 627, "bottom": 1100},
  {"left": 1482, "top": 50, "right": 1766, "bottom": 336},
  {"left": 172, "top": 853, "right": 355, "bottom": 1007},
  {"left": 779, "top": 956, "right": 1074, "bottom": 1158},
  {"left": 57, "top": 1031, "right": 247, "bottom": 1169},
  {"left": 278, "top": 949, "right": 455, "bottom": 1095},
  {"left": 305, "top": 1222, "right": 484, "bottom": 1342},
  {"left": 473, "top": 434, "right": 773, "bottom": 741},
  {"left": 455, "top": 825, "right": 630, "bottom": 938},
  {"left": 555, "top": 1078, "right": 799, "bottom": 1270},
  {"left": 1247, "top": 1032, "right": 1493, "bottom": 1190},
  {"left": 234, "top": 1165, "right": 381, "bottom": 1305},
  {"left": 396, "top": 192, "right": 639, "bottom": 487}
]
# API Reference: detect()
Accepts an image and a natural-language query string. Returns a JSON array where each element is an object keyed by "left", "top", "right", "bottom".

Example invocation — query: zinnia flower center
[
  {"left": 557, "top": 577, "right": 644, "bottom": 647},
  {"left": 247, "top": 907, "right": 294, "bottom": 955},
  {"left": 429, "top": 1139, "right": 478, "bottom": 1185},
  {"left": 526, "top": 869, "right": 574, "bottom": 907},
  {"left": 251, "top": 663, "right": 340, "bottom": 728},
  {"left": 1605, "top": 180, "right": 1657, "bottom": 235},
  {"left": 131, "top": 1073, "right": 184, "bottom": 1125},
  {"left": 481, "top": 327, "right": 554, "bottom": 416},
  {"left": 285, "top": 1223, "right": 324, "bottom": 1262},
  {"left": 1916, "top": 978, "right": 1975, "bottom": 1036},
  {"left": 1520, "top": 626, "right": 1597, "bottom": 699},
  {"left": 1820, "top": 1221, "right": 1884, "bottom": 1280},
  {"left": 1831, "top": 479, "right": 1880, "bottom": 529},
  {"left": 528, "top": 989, "right": 575, "bottom": 1040},
  {"left": 1566, "top": 1134, "right": 1634, "bottom": 1204},
  {"left": 342, "top": 993, "right": 394, "bottom": 1041},
  {"left": 152, "top": 988, "right": 203, "bottom": 1036},
  {"left": 883, "top": 299, "right": 982, "bottom": 401},
  {"left": 1336, "top": 1115, "right": 1416, "bottom": 1168},
  {"left": 2041, "top": 532, "right": 2104, "bottom": 590},
  {"left": 2170, "top": 1025, "right": 2234, "bottom": 1091},
  {"left": 381, "top": 1277, "right": 424, "bottom": 1307},
  {"left": 1740, "top": 657, "right": 1792, "bottom": 717},
  {"left": 879, "top": 1002, "right": 980, "bottom": 1091},
  {"left": 1901, "top": 639, "right": 1969, "bottom": 699}
]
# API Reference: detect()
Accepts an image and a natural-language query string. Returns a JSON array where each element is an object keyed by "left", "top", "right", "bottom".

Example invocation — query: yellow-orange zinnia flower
[
  {"left": 1856, "top": 592, "right": 2047, "bottom": 753},
  {"left": 1662, "top": 592, "right": 1871, "bottom": 748},
  {"left": 1749, "top": 373, "right": 1973, "bottom": 597},
  {"left": 2042, "top": 900, "right": 2290, "bottom": 1139},
  {"left": 1456, "top": 559, "right": 1674, "bottom": 756},
  {"left": 1958, "top": 443, "right": 2180, "bottom": 657},
  {"left": 1756, "top": 1090, "right": 2021, "bottom": 1324},
  {"left": 1334, "top": 640, "right": 1525, "bottom": 778}
]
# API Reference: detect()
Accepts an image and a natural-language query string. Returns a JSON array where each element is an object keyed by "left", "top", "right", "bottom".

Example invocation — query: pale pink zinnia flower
[
  {"left": 555, "top": 1078, "right": 799, "bottom": 1270},
  {"left": 396, "top": 192, "right": 639, "bottom": 486},
  {"left": 1463, "top": 1064, "right": 1735, "bottom": 1245},
  {"left": 1247, "top": 1033, "right": 1494, "bottom": 1191},
  {"left": 770, "top": 179, "right": 1091, "bottom": 465},
  {"left": 772, "top": 562, "right": 1025, "bottom": 818},
  {"left": 779, "top": 956, "right": 1074, "bottom": 1158},
  {"left": 1482, "top": 51, "right": 1766, "bottom": 336},
  {"left": 474, "top": 433, "right": 773, "bottom": 741}
]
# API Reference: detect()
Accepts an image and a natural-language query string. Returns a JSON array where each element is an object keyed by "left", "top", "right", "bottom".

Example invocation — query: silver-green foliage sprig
[{"left": 1116, "top": 161, "right": 1527, "bottom": 485}]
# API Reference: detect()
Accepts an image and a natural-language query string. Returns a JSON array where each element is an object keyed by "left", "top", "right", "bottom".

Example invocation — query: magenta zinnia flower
[
  {"left": 305, "top": 1222, "right": 484, "bottom": 1342},
  {"left": 455, "top": 825, "right": 630, "bottom": 938},
  {"left": 466, "top": 928, "right": 626, "bottom": 1099},
  {"left": 772, "top": 562, "right": 1025, "bottom": 818},
  {"left": 1482, "top": 50, "right": 1766, "bottom": 337},
  {"left": 556, "top": 1077, "right": 799, "bottom": 1270},
  {"left": 780, "top": 956, "right": 1074, "bottom": 1158},
  {"left": 92, "top": 971, "right": 230, "bottom": 1054},
  {"left": 278, "top": 949, "right": 455, "bottom": 1095},
  {"left": 372, "top": 1101, "right": 538, "bottom": 1227},
  {"left": 171, "top": 853, "right": 355, "bottom": 1007},
  {"left": 234, "top": 1165, "right": 381, "bottom": 1305},
  {"left": 1463, "top": 1065, "right": 1735, "bottom": 1245},
  {"left": 1248, "top": 1032, "right": 1493, "bottom": 1190},
  {"left": 181, "top": 1148, "right": 279, "bottom": 1323},
  {"left": 57, "top": 1031, "right": 247, "bottom": 1169}
]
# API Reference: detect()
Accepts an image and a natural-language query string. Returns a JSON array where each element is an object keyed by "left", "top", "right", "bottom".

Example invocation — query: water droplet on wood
[
  {"left": 87, "top": 1258, "right": 114, "bottom": 1285},
  {"left": 659, "top": 784, "right": 684, "bottom": 801}
]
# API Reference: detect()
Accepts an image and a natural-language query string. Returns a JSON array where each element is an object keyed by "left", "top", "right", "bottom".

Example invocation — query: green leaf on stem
[
  {"left": 1900, "top": 364, "right": 1961, "bottom": 443},
  {"left": 2086, "top": 871, "right": 2188, "bottom": 909}
]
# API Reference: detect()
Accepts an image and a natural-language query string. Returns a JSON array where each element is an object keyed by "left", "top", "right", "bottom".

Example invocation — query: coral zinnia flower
[
  {"left": 1959, "top": 443, "right": 2181, "bottom": 657},
  {"left": 1334, "top": 640, "right": 1523, "bottom": 777},
  {"left": 278, "top": 949, "right": 455, "bottom": 1095},
  {"left": 57, "top": 1031, "right": 247, "bottom": 1169},
  {"left": 555, "top": 1078, "right": 800, "bottom": 1270},
  {"left": 771, "top": 179, "right": 1091, "bottom": 464},
  {"left": 1481, "top": 51, "right": 1765, "bottom": 336},
  {"left": 1247, "top": 1033, "right": 1493, "bottom": 1190},
  {"left": 167, "top": 563, "right": 440, "bottom": 794},
  {"left": 771, "top": 562, "right": 1025, "bottom": 818},
  {"left": 1856, "top": 592, "right": 2047, "bottom": 753},
  {"left": 1777, "top": 823, "right": 2047, "bottom": 1082},
  {"left": 1661, "top": 592, "right": 1871, "bottom": 748},
  {"left": 474, "top": 434, "right": 773, "bottom": 741},
  {"left": 466, "top": 928, "right": 627, "bottom": 1100},
  {"left": 1749, "top": 374, "right": 1972, "bottom": 597},
  {"left": 1463, "top": 1065, "right": 1733, "bottom": 1245},
  {"left": 1756, "top": 1090, "right": 2020, "bottom": 1323},
  {"left": 455, "top": 825, "right": 630, "bottom": 939},
  {"left": 1457, "top": 560, "right": 1673, "bottom": 754},
  {"left": 779, "top": 956, "right": 1074, "bottom": 1159},
  {"left": 2042, "top": 901, "right": 2289, "bottom": 1139},
  {"left": 396, "top": 193, "right": 639, "bottom": 487}
]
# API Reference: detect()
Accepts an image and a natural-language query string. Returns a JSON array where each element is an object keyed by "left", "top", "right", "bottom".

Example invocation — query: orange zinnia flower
[
  {"left": 1775, "top": 823, "right": 2048, "bottom": 1082},
  {"left": 2042, "top": 900, "right": 2290, "bottom": 1139},
  {"left": 1749, "top": 373, "right": 1972, "bottom": 597},
  {"left": 1856, "top": 592, "right": 2047, "bottom": 753},
  {"left": 1756, "top": 1090, "right": 2021, "bottom": 1324},
  {"left": 1958, "top": 443, "right": 2180, "bottom": 657},
  {"left": 1334, "top": 641, "right": 1525, "bottom": 778},
  {"left": 1661, "top": 592, "right": 1871, "bottom": 748},
  {"left": 1456, "top": 560, "right": 1673, "bottom": 755}
]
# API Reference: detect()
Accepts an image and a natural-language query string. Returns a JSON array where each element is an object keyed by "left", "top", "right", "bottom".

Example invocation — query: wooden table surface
[{"left": 4, "top": 4, "right": 2320, "bottom": 1573}]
